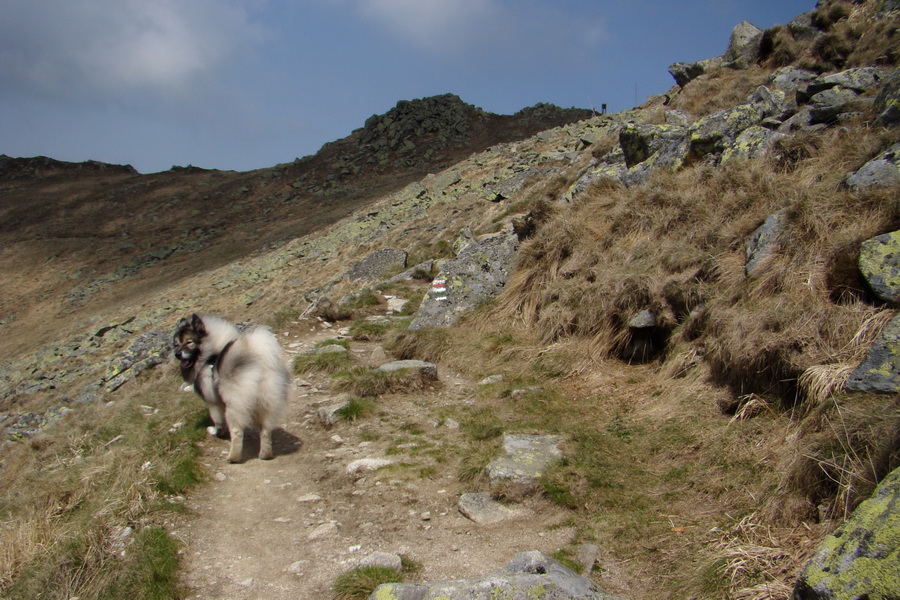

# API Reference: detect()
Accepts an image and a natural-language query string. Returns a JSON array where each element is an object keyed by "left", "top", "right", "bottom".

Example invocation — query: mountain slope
[{"left": 2, "top": 1, "right": 900, "bottom": 599}]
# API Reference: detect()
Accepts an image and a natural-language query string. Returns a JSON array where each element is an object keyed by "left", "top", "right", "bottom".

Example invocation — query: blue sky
[{"left": 0, "top": 0, "right": 815, "bottom": 174}]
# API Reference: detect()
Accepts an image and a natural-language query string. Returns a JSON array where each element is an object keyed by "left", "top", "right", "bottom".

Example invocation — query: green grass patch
[
  {"left": 293, "top": 347, "right": 354, "bottom": 374},
  {"left": 0, "top": 375, "right": 205, "bottom": 599},
  {"left": 332, "top": 366, "right": 434, "bottom": 397},
  {"left": 348, "top": 318, "right": 396, "bottom": 341},
  {"left": 342, "top": 288, "right": 381, "bottom": 310},
  {"left": 335, "top": 397, "right": 376, "bottom": 422}
]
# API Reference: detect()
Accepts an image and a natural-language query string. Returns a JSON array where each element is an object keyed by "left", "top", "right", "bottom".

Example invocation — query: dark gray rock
[
  {"left": 619, "top": 124, "right": 688, "bottom": 168},
  {"left": 845, "top": 143, "right": 900, "bottom": 191},
  {"left": 723, "top": 21, "right": 763, "bottom": 68},
  {"left": 369, "top": 550, "right": 626, "bottom": 600},
  {"left": 809, "top": 87, "right": 871, "bottom": 124},
  {"left": 770, "top": 67, "right": 818, "bottom": 95},
  {"left": 746, "top": 210, "right": 789, "bottom": 278},
  {"left": 104, "top": 329, "right": 171, "bottom": 392},
  {"left": 668, "top": 57, "right": 724, "bottom": 87},
  {"left": 317, "top": 401, "right": 350, "bottom": 427},
  {"left": 858, "top": 229, "right": 900, "bottom": 303},
  {"left": 778, "top": 106, "right": 817, "bottom": 134},
  {"left": 788, "top": 12, "right": 822, "bottom": 41},
  {"left": 377, "top": 360, "right": 438, "bottom": 380},
  {"left": 792, "top": 465, "right": 900, "bottom": 599},
  {"left": 845, "top": 314, "right": 900, "bottom": 393},
  {"left": 690, "top": 104, "right": 765, "bottom": 158},
  {"left": 800, "top": 67, "right": 888, "bottom": 103},
  {"left": 874, "top": 69, "right": 900, "bottom": 127},
  {"left": 409, "top": 232, "right": 519, "bottom": 330},
  {"left": 347, "top": 248, "right": 408, "bottom": 281},
  {"left": 721, "top": 125, "right": 788, "bottom": 164}
]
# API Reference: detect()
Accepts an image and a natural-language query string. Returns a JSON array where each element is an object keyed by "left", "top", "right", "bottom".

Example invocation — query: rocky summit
[{"left": 2, "top": 2, "right": 900, "bottom": 600}]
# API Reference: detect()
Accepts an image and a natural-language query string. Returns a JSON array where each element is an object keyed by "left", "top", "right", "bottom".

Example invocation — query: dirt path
[{"left": 174, "top": 318, "right": 576, "bottom": 599}]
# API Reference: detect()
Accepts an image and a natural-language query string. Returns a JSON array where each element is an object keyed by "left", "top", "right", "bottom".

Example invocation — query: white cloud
[
  {"left": 357, "top": 0, "right": 499, "bottom": 51},
  {"left": 349, "top": 0, "right": 606, "bottom": 58},
  {"left": 0, "top": 0, "right": 263, "bottom": 100}
]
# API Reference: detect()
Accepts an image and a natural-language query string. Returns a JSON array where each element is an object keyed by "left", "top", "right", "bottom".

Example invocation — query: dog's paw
[{"left": 206, "top": 426, "right": 218, "bottom": 437}]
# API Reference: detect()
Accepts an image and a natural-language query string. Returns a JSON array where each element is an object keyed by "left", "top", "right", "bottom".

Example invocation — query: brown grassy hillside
[{"left": 1, "top": 1, "right": 899, "bottom": 598}]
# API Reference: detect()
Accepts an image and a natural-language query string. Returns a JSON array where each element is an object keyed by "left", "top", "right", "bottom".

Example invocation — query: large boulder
[
  {"left": 619, "top": 124, "right": 688, "bottom": 169},
  {"left": 689, "top": 87, "right": 784, "bottom": 158},
  {"left": 720, "top": 125, "right": 788, "bottom": 164},
  {"left": 808, "top": 87, "right": 873, "bottom": 124},
  {"left": 845, "top": 314, "right": 900, "bottom": 393},
  {"left": 668, "top": 57, "right": 723, "bottom": 87},
  {"left": 858, "top": 229, "right": 900, "bottom": 303},
  {"left": 800, "top": 67, "right": 888, "bottom": 103},
  {"left": 792, "top": 465, "right": 900, "bottom": 599},
  {"left": 723, "top": 21, "right": 764, "bottom": 68},
  {"left": 369, "top": 550, "right": 626, "bottom": 600},
  {"left": 409, "top": 232, "right": 519, "bottom": 330},
  {"left": 845, "top": 143, "right": 900, "bottom": 191},
  {"left": 770, "top": 67, "right": 818, "bottom": 96},
  {"left": 874, "top": 69, "right": 900, "bottom": 127},
  {"left": 667, "top": 21, "right": 762, "bottom": 87}
]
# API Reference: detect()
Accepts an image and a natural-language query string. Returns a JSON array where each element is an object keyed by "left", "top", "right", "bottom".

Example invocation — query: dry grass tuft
[{"left": 706, "top": 513, "right": 804, "bottom": 600}]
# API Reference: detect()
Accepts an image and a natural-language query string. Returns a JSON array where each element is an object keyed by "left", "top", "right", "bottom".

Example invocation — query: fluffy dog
[{"left": 173, "top": 314, "right": 290, "bottom": 463}]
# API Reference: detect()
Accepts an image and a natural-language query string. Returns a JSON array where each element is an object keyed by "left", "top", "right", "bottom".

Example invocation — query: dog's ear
[
  {"left": 190, "top": 314, "right": 207, "bottom": 337},
  {"left": 175, "top": 317, "right": 190, "bottom": 332}
]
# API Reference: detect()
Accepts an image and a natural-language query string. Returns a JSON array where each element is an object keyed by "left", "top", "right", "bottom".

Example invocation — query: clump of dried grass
[{"left": 706, "top": 513, "right": 803, "bottom": 600}]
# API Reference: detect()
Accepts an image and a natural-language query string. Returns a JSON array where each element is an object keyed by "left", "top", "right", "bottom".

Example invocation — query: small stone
[
  {"left": 287, "top": 561, "right": 305, "bottom": 574},
  {"left": 347, "top": 458, "right": 394, "bottom": 475},
  {"left": 297, "top": 493, "right": 322, "bottom": 503},
  {"left": 359, "top": 551, "right": 403, "bottom": 571},
  {"left": 458, "top": 492, "right": 524, "bottom": 525},
  {"left": 308, "top": 522, "right": 337, "bottom": 540}
]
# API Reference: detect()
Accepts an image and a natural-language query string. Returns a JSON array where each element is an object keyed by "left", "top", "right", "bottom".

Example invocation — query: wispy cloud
[
  {"left": 350, "top": 0, "right": 606, "bottom": 57},
  {"left": 0, "top": 0, "right": 263, "bottom": 100}
]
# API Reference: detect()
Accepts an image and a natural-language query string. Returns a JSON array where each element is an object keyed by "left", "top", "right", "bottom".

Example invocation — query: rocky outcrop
[
  {"left": 103, "top": 329, "right": 171, "bottom": 392},
  {"left": 858, "top": 230, "right": 900, "bottom": 303},
  {"left": 667, "top": 21, "right": 762, "bottom": 87},
  {"left": 346, "top": 248, "right": 408, "bottom": 281},
  {"left": 846, "top": 143, "right": 900, "bottom": 191},
  {"left": 720, "top": 125, "right": 787, "bottom": 164},
  {"left": 689, "top": 86, "right": 785, "bottom": 158},
  {"left": 0, "top": 155, "right": 138, "bottom": 180},
  {"left": 845, "top": 314, "right": 900, "bottom": 393},
  {"left": 875, "top": 69, "right": 900, "bottom": 126},
  {"left": 723, "top": 21, "right": 764, "bottom": 68},
  {"left": 409, "top": 232, "right": 519, "bottom": 330},
  {"left": 358, "top": 94, "right": 483, "bottom": 161},
  {"left": 792, "top": 465, "right": 900, "bottom": 599},
  {"left": 369, "top": 550, "right": 625, "bottom": 600}
]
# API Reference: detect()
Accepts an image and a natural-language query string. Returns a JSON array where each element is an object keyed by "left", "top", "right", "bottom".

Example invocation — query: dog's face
[{"left": 173, "top": 315, "right": 207, "bottom": 377}]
